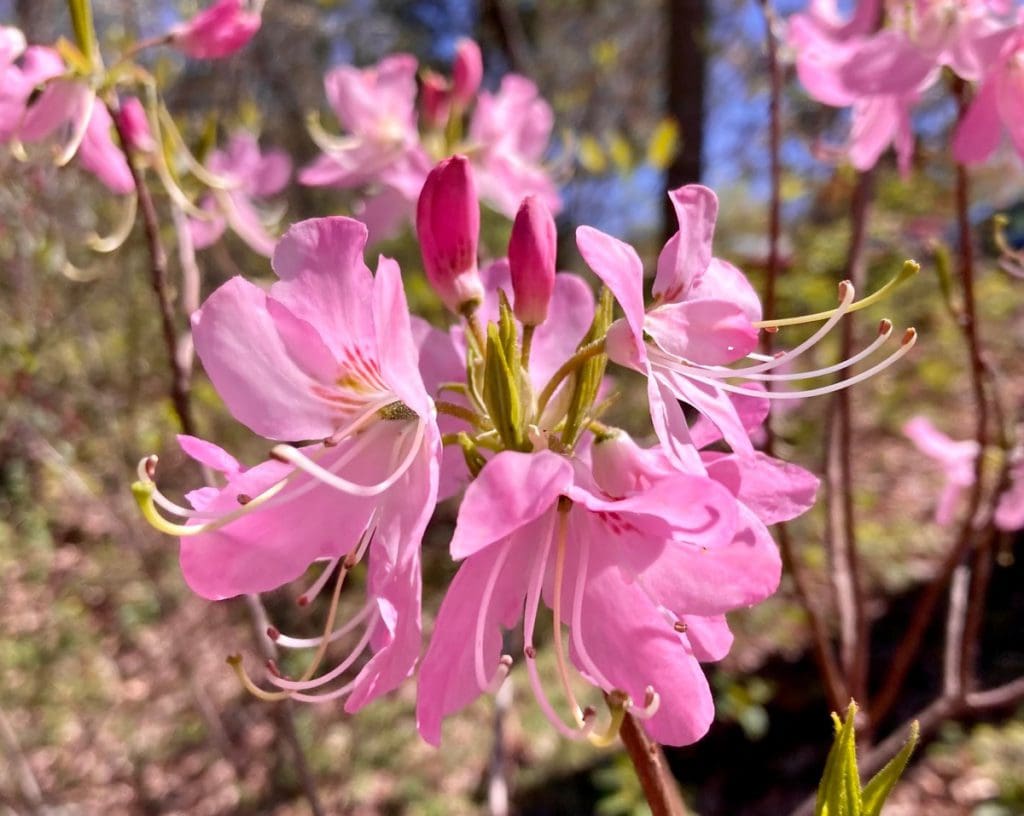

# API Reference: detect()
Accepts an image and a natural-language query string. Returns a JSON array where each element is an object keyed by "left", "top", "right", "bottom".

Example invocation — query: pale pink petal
[
  {"left": 838, "top": 31, "right": 937, "bottom": 96},
  {"left": 953, "top": 79, "right": 1001, "bottom": 165},
  {"left": 529, "top": 273, "right": 596, "bottom": 392},
  {"left": 995, "top": 60, "right": 1024, "bottom": 161},
  {"left": 691, "top": 258, "right": 763, "bottom": 323},
  {"left": 78, "top": 103, "right": 135, "bottom": 194},
  {"left": 994, "top": 465, "right": 1024, "bottom": 531},
  {"left": 188, "top": 195, "right": 227, "bottom": 249},
  {"left": 269, "top": 217, "right": 376, "bottom": 360},
  {"left": 655, "top": 366, "right": 756, "bottom": 457},
  {"left": 848, "top": 96, "right": 900, "bottom": 172},
  {"left": 703, "top": 451, "right": 819, "bottom": 526},
  {"left": 221, "top": 190, "right": 277, "bottom": 256},
  {"left": 646, "top": 299, "right": 758, "bottom": 366},
  {"left": 177, "top": 434, "right": 242, "bottom": 475},
  {"left": 576, "top": 226, "right": 647, "bottom": 359},
  {"left": 689, "top": 387, "right": 769, "bottom": 450},
  {"left": 416, "top": 534, "right": 532, "bottom": 744},
  {"left": 652, "top": 185, "right": 718, "bottom": 302},
  {"left": 679, "top": 615, "right": 734, "bottom": 663},
  {"left": 191, "top": 276, "right": 339, "bottom": 440},
  {"left": 449, "top": 450, "right": 572, "bottom": 559}
]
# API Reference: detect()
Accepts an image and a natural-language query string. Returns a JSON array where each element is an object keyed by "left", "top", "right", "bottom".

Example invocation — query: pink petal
[
  {"left": 692, "top": 258, "right": 763, "bottom": 323},
  {"left": 575, "top": 226, "right": 647, "bottom": 359},
  {"left": 177, "top": 434, "right": 242, "bottom": 475},
  {"left": 646, "top": 299, "right": 758, "bottom": 366},
  {"left": 529, "top": 273, "right": 596, "bottom": 392},
  {"left": 953, "top": 78, "right": 1001, "bottom": 165},
  {"left": 679, "top": 615, "right": 734, "bottom": 663},
  {"left": 450, "top": 451, "right": 572, "bottom": 559},
  {"left": 416, "top": 534, "right": 532, "bottom": 744},
  {"left": 270, "top": 217, "right": 376, "bottom": 360},
  {"left": 655, "top": 366, "right": 756, "bottom": 457},
  {"left": 652, "top": 185, "right": 718, "bottom": 302},
  {"left": 995, "top": 60, "right": 1024, "bottom": 161},
  {"left": 689, "top": 386, "right": 769, "bottom": 449},
  {"left": 994, "top": 465, "right": 1024, "bottom": 531},
  {"left": 191, "top": 276, "right": 339, "bottom": 440},
  {"left": 78, "top": 103, "right": 135, "bottom": 194},
  {"left": 704, "top": 451, "right": 819, "bottom": 526},
  {"left": 838, "top": 31, "right": 937, "bottom": 96}
]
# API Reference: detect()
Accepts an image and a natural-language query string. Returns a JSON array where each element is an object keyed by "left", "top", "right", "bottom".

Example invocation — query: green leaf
[{"left": 862, "top": 721, "right": 919, "bottom": 816}]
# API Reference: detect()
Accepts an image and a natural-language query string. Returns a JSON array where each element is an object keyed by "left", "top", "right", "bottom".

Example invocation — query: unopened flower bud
[
  {"left": 420, "top": 70, "right": 450, "bottom": 130},
  {"left": 417, "top": 155, "right": 483, "bottom": 313},
  {"left": 116, "top": 97, "right": 155, "bottom": 154},
  {"left": 451, "top": 38, "right": 482, "bottom": 108},
  {"left": 508, "top": 195, "right": 557, "bottom": 326},
  {"left": 170, "top": 0, "right": 261, "bottom": 60}
]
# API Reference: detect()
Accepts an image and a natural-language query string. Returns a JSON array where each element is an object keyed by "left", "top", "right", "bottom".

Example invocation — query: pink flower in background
[
  {"left": 417, "top": 448, "right": 755, "bottom": 747},
  {"left": 579, "top": 183, "right": 915, "bottom": 464},
  {"left": 468, "top": 74, "right": 561, "bottom": 218},
  {"left": 170, "top": 0, "right": 261, "bottom": 60},
  {"left": 903, "top": 416, "right": 980, "bottom": 525},
  {"left": 953, "top": 25, "right": 1024, "bottom": 164},
  {"left": 451, "top": 38, "right": 483, "bottom": 109},
  {"left": 115, "top": 97, "right": 155, "bottom": 154},
  {"left": 995, "top": 458, "right": 1024, "bottom": 531},
  {"left": 1, "top": 27, "right": 65, "bottom": 142},
  {"left": 189, "top": 131, "right": 291, "bottom": 256},
  {"left": 19, "top": 75, "right": 136, "bottom": 194},
  {"left": 787, "top": 0, "right": 1018, "bottom": 172},
  {"left": 140, "top": 217, "right": 440, "bottom": 709}
]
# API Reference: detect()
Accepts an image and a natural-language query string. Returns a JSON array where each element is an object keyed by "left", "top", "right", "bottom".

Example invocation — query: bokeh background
[{"left": 1, "top": 1, "right": 1023, "bottom": 814}]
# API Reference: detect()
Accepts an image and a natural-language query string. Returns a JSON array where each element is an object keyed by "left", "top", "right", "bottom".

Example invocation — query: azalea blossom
[
  {"left": 786, "top": 0, "right": 1018, "bottom": 172},
  {"left": 0, "top": 27, "right": 64, "bottom": 143},
  {"left": 135, "top": 217, "right": 440, "bottom": 709},
  {"left": 577, "top": 184, "right": 917, "bottom": 465},
  {"left": 169, "top": 0, "right": 262, "bottom": 60},
  {"left": 188, "top": 131, "right": 292, "bottom": 256},
  {"left": 300, "top": 46, "right": 560, "bottom": 241},
  {"left": 417, "top": 447, "right": 763, "bottom": 747}
]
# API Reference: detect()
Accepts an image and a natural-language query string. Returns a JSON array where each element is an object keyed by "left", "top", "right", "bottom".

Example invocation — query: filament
[
  {"left": 753, "top": 260, "right": 919, "bottom": 329},
  {"left": 551, "top": 508, "right": 585, "bottom": 728},
  {"left": 297, "top": 558, "right": 340, "bottom": 607},
  {"left": 270, "top": 601, "right": 375, "bottom": 649},
  {"left": 271, "top": 419, "right": 424, "bottom": 497},
  {"left": 55, "top": 89, "right": 96, "bottom": 167},
  {"left": 570, "top": 537, "right": 613, "bottom": 690},
  {"left": 268, "top": 617, "right": 377, "bottom": 692}
]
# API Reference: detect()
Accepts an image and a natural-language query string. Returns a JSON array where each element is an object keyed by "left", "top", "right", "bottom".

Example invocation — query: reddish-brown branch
[
  {"left": 108, "top": 98, "right": 325, "bottom": 816},
  {"left": 871, "top": 85, "right": 990, "bottom": 728},
  {"left": 826, "top": 171, "right": 874, "bottom": 709},
  {"left": 620, "top": 712, "right": 688, "bottom": 816},
  {"left": 756, "top": 0, "right": 847, "bottom": 714}
]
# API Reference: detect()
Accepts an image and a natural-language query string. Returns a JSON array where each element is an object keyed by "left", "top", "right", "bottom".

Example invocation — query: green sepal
[
  {"left": 861, "top": 720, "right": 919, "bottom": 816},
  {"left": 561, "top": 287, "right": 612, "bottom": 447},
  {"left": 456, "top": 432, "right": 488, "bottom": 479},
  {"left": 482, "top": 315, "right": 528, "bottom": 452}
]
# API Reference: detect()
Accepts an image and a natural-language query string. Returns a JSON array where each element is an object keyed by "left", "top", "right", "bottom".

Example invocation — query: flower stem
[
  {"left": 535, "top": 338, "right": 606, "bottom": 418},
  {"left": 619, "top": 711, "right": 687, "bottom": 816}
]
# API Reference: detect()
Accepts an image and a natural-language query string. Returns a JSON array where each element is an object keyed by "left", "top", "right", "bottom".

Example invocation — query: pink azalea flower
[
  {"left": 417, "top": 447, "right": 766, "bottom": 747},
  {"left": 903, "top": 416, "right": 980, "bottom": 525},
  {"left": 467, "top": 74, "right": 561, "bottom": 218},
  {"left": 115, "top": 97, "right": 155, "bottom": 154},
  {"left": 508, "top": 194, "right": 558, "bottom": 327},
  {"left": 189, "top": 131, "right": 292, "bottom": 256},
  {"left": 138, "top": 217, "right": 440, "bottom": 709},
  {"left": 170, "top": 0, "right": 261, "bottom": 60},
  {"left": 953, "top": 24, "right": 1024, "bottom": 164},
  {"left": 451, "top": 38, "right": 483, "bottom": 109},
  {"left": 19, "top": 75, "right": 136, "bottom": 194},
  {"left": 577, "top": 184, "right": 916, "bottom": 465},
  {"left": 994, "top": 458, "right": 1024, "bottom": 532},
  {"left": 299, "top": 54, "right": 429, "bottom": 203},
  {"left": 1, "top": 27, "right": 64, "bottom": 142},
  {"left": 787, "top": 0, "right": 1016, "bottom": 173}
]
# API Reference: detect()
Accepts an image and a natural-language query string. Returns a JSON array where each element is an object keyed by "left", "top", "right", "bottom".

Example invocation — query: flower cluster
[
  {"left": 786, "top": 0, "right": 1024, "bottom": 172},
  {"left": 135, "top": 154, "right": 919, "bottom": 746},
  {"left": 300, "top": 38, "right": 561, "bottom": 242}
]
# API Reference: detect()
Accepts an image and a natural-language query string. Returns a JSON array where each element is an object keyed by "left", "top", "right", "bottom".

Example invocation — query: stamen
[
  {"left": 588, "top": 691, "right": 629, "bottom": 748},
  {"left": 271, "top": 419, "right": 425, "bottom": 497},
  {"left": 523, "top": 512, "right": 585, "bottom": 740},
  {"left": 319, "top": 397, "right": 394, "bottom": 435},
  {"left": 753, "top": 261, "right": 919, "bottom": 329},
  {"left": 226, "top": 654, "right": 287, "bottom": 702},
  {"left": 475, "top": 540, "right": 513, "bottom": 692},
  {"left": 629, "top": 686, "right": 661, "bottom": 721},
  {"left": 653, "top": 327, "right": 917, "bottom": 401},
  {"left": 551, "top": 507, "right": 586, "bottom": 728},
  {"left": 269, "top": 601, "right": 374, "bottom": 649},
  {"left": 296, "top": 558, "right": 340, "bottom": 607},
  {"left": 570, "top": 537, "right": 613, "bottom": 689},
  {"left": 268, "top": 616, "right": 377, "bottom": 692},
  {"left": 87, "top": 192, "right": 138, "bottom": 253},
  {"left": 487, "top": 655, "right": 514, "bottom": 695},
  {"left": 55, "top": 89, "right": 96, "bottom": 167}
]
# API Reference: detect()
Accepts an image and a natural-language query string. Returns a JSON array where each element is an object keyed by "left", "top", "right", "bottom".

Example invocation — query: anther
[
  {"left": 902, "top": 327, "right": 917, "bottom": 345},
  {"left": 267, "top": 626, "right": 280, "bottom": 641},
  {"left": 144, "top": 455, "right": 158, "bottom": 480},
  {"left": 673, "top": 621, "right": 688, "bottom": 633},
  {"left": 525, "top": 645, "right": 537, "bottom": 659},
  {"left": 879, "top": 318, "right": 893, "bottom": 336},
  {"left": 630, "top": 686, "right": 661, "bottom": 720},
  {"left": 237, "top": 493, "right": 252, "bottom": 505},
  {"left": 265, "top": 659, "right": 282, "bottom": 678}
]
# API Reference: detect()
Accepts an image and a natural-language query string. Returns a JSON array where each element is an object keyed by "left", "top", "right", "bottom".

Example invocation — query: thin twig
[
  {"left": 758, "top": 0, "right": 847, "bottom": 714},
  {"left": 871, "top": 85, "right": 990, "bottom": 727},
  {"left": 108, "top": 98, "right": 325, "bottom": 816},
  {"left": 942, "top": 565, "right": 970, "bottom": 700},
  {"left": 619, "top": 712, "right": 687, "bottom": 816},
  {"left": 825, "top": 170, "right": 873, "bottom": 710},
  {"left": 487, "top": 678, "right": 512, "bottom": 816}
]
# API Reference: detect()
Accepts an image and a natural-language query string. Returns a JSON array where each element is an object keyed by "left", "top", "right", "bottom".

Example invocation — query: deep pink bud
[
  {"left": 116, "top": 97, "right": 155, "bottom": 154},
  {"left": 451, "top": 38, "right": 483, "bottom": 108},
  {"left": 170, "top": 0, "right": 261, "bottom": 60},
  {"left": 417, "top": 155, "right": 483, "bottom": 313},
  {"left": 508, "top": 195, "right": 557, "bottom": 326},
  {"left": 420, "top": 70, "right": 451, "bottom": 130}
]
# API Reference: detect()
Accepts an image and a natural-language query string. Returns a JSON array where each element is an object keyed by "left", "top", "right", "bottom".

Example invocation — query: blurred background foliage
[{"left": 1, "top": 0, "right": 1023, "bottom": 814}]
